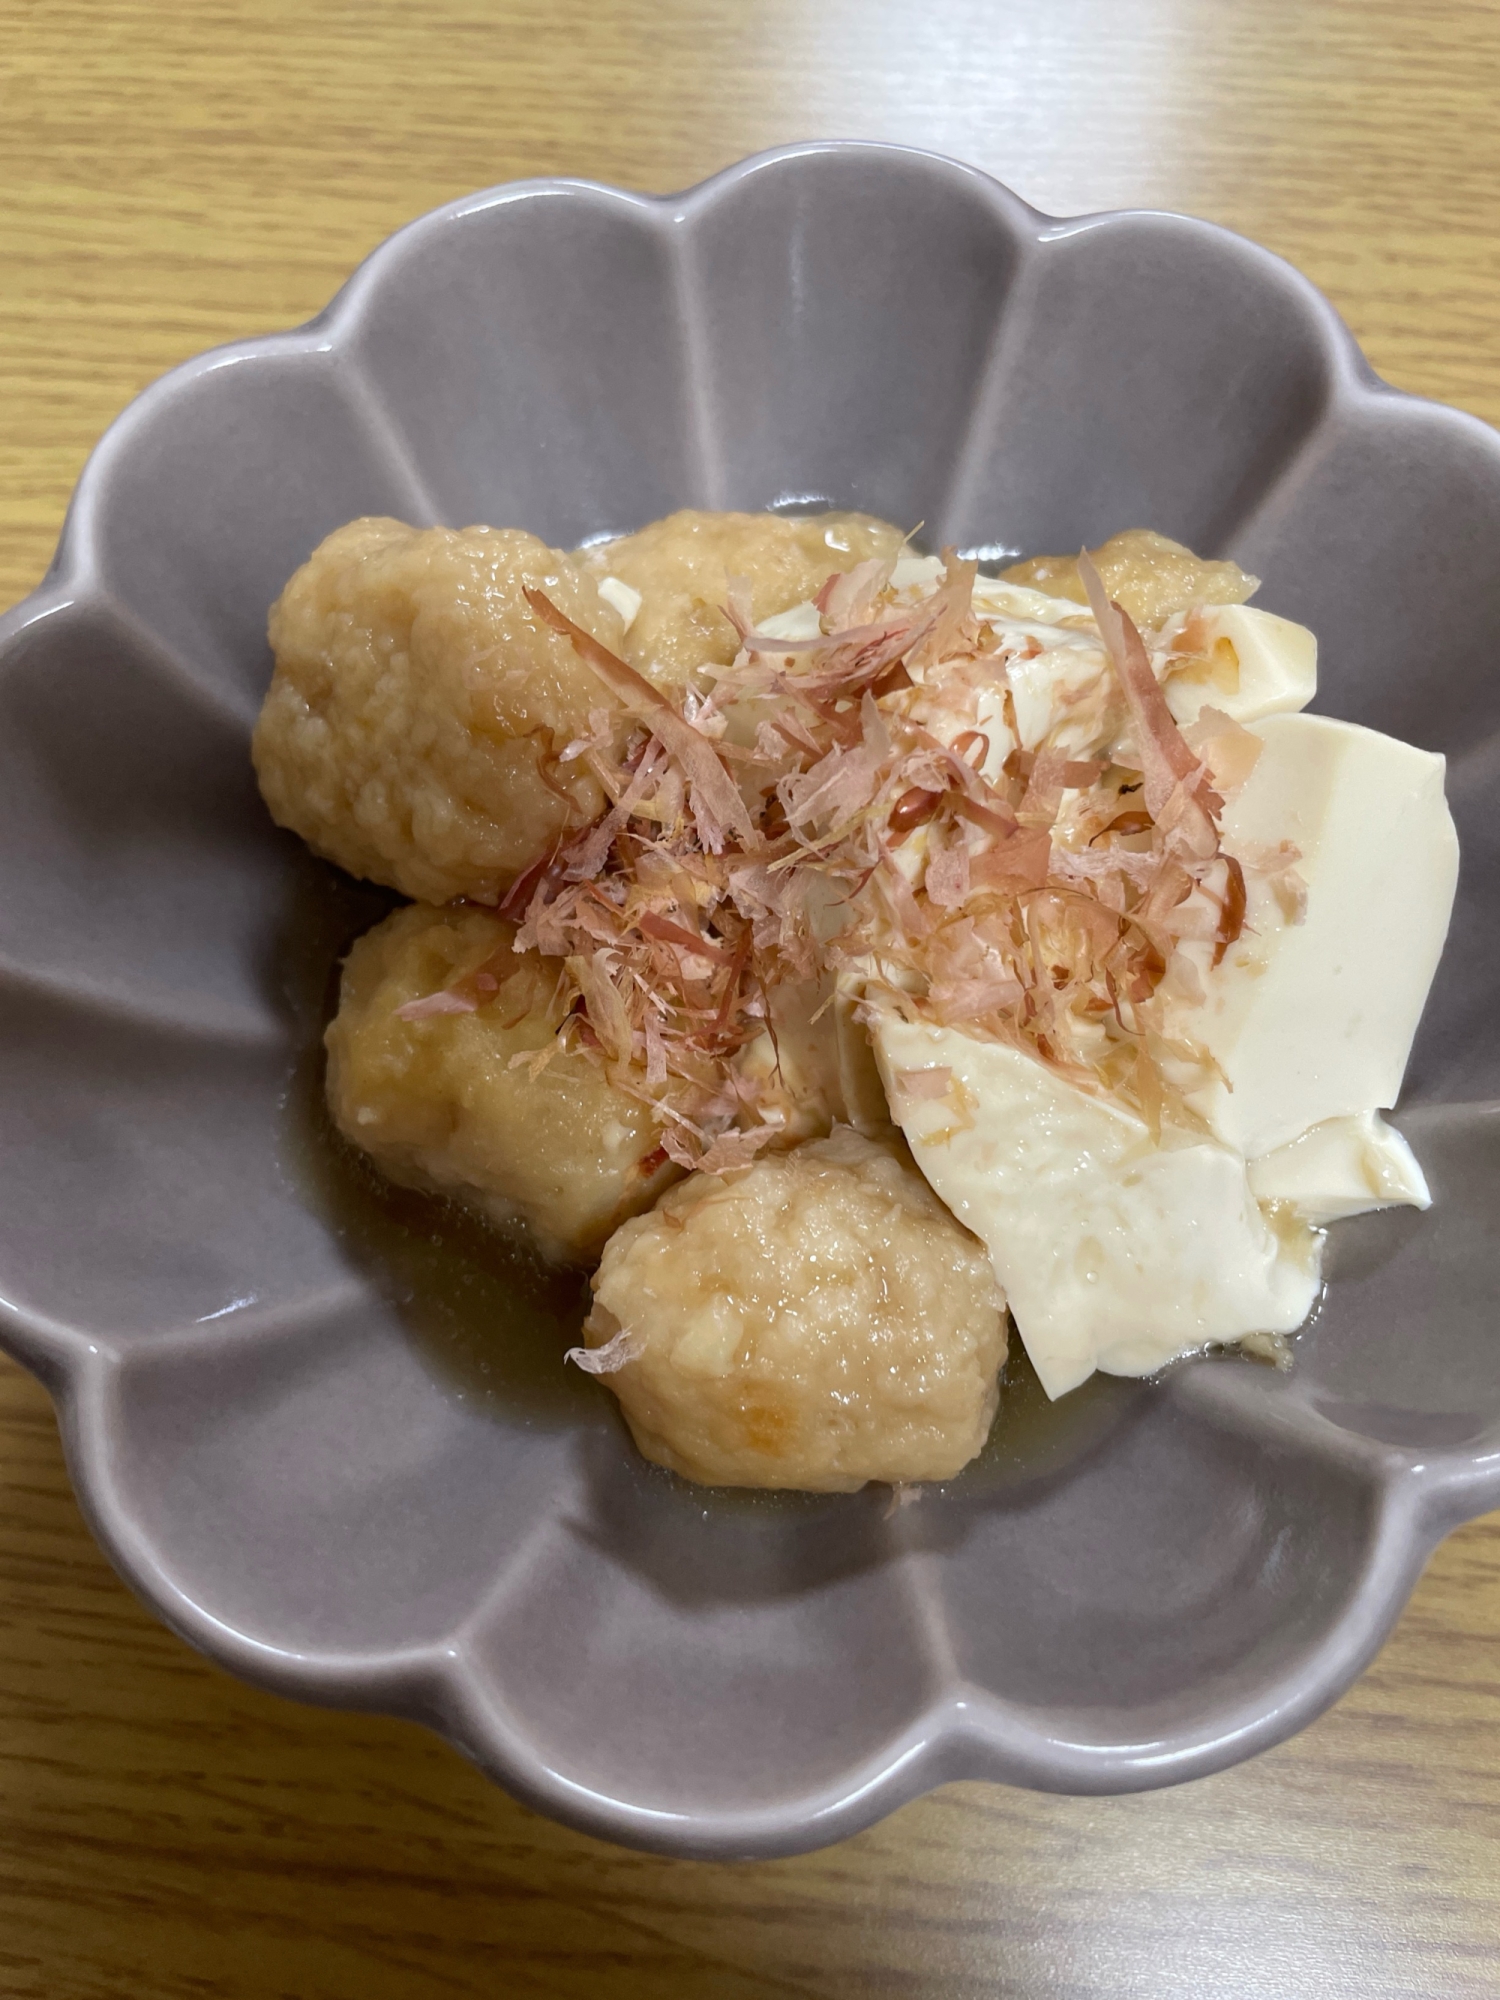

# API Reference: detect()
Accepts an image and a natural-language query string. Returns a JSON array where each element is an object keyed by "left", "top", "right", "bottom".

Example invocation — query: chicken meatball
[
  {"left": 254, "top": 518, "right": 629, "bottom": 904},
  {"left": 581, "top": 509, "right": 905, "bottom": 684},
  {"left": 582, "top": 1128, "right": 1007, "bottom": 1491},
  {"left": 326, "top": 903, "right": 677, "bottom": 1262}
]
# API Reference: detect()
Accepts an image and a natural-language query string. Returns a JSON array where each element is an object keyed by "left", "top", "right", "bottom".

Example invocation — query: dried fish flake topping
[{"left": 399, "top": 543, "right": 1288, "bottom": 1157}]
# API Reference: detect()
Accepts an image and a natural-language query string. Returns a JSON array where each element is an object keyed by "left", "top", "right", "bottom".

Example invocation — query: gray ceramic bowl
[{"left": 1, "top": 143, "right": 1496, "bottom": 1861}]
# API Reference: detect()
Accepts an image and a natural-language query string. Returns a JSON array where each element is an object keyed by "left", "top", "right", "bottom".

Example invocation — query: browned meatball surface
[
  {"left": 254, "top": 518, "right": 628, "bottom": 903},
  {"left": 581, "top": 508, "right": 905, "bottom": 683},
  {"left": 326, "top": 903, "right": 677, "bottom": 1262},
  {"left": 584, "top": 1129, "right": 1007, "bottom": 1491}
]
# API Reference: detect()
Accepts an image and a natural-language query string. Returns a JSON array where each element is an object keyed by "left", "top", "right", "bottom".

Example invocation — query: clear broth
[{"left": 273, "top": 851, "right": 1143, "bottom": 1498}]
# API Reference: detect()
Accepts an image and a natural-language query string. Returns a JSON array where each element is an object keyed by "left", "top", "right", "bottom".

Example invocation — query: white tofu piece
[
  {"left": 973, "top": 587, "right": 1312, "bottom": 742},
  {"left": 900, "top": 673, "right": 1018, "bottom": 784},
  {"left": 968, "top": 580, "right": 1307, "bottom": 732},
  {"left": 596, "top": 575, "right": 642, "bottom": 632},
  {"left": 1006, "top": 635, "right": 1115, "bottom": 755},
  {"left": 1247, "top": 1111, "right": 1431, "bottom": 1223},
  {"left": 1179, "top": 713, "right": 1459, "bottom": 1158},
  {"left": 891, "top": 553, "right": 948, "bottom": 592},
  {"left": 872, "top": 1016, "right": 1322, "bottom": 1400},
  {"left": 1163, "top": 604, "right": 1317, "bottom": 727},
  {"left": 755, "top": 599, "right": 824, "bottom": 642},
  {"left": 970, "top": 576, "right": 1094, "bottom": 627},
  {"left": 909, "top": 581, "right": 1109, "bottom": 767}
]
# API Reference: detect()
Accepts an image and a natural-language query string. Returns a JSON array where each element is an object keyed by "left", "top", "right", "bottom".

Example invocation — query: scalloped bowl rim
[{"left": 1, "top": 141, "right": 1497, "bottom": 1860}]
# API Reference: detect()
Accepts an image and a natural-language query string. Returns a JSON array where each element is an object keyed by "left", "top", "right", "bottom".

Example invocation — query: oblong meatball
[
  {"left": 325, "top": 903, "right": 677, "bottom": 1262},
  {"left": 254, "top": 518, "right": 629, "bottom": 904},
  {"left": 581, "top": 509, "right": 905, "bottom": 684},
  {"left": 583, "top": 1128, "right": 1007, "bottom": 1491}
]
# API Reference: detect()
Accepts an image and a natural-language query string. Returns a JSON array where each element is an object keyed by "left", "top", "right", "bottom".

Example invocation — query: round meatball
[
  {"left": 581, "top": 509, "right": 905, "bottom": 684},
  {"left": 254, "top": 518, "right": 629, "bottom": 904},
  {"left": 583, "top": 1129, "right": 1007, "bottom": 1491},
  {"left": 326, "top": 903, "right": 677, "bottom": 1262}
]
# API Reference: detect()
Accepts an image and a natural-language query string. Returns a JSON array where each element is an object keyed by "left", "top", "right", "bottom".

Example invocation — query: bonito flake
[{"left": 397, "top": 544, "right": 1285, "bottom": 1159}]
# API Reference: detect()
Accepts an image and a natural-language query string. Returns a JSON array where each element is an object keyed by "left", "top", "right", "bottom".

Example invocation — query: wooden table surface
[{"left": 4, "top": 2, "right": 1500, "bottom": 1993}]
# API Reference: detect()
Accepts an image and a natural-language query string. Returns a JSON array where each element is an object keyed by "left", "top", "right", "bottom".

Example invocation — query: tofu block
[
  {"left": 1165, "top": 604, "right": 1317, "bottom": 727},
  {"left": 1180, "top": 713, "right": 1459, "bottom": 1157},
  {"left": 872, "top": 1016, "right": 1322, "bottom": 1400},
  {"left": 1247, "top": 1111, "right": 1431, "bottom": 1223}
]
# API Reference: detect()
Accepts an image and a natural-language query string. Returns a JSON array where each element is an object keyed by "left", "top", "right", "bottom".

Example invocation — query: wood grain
[{"left": 3, "top": 1, "right": 1499, "bottom": 1992}]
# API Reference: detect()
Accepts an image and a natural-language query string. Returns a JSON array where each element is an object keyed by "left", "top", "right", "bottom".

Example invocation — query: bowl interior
[{"left": 2, "top": 145, "right": 1497, "bottom": 1854}]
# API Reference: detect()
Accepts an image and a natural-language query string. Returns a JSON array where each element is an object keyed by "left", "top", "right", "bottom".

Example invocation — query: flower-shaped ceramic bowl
[{"left": 1, "top": 143, "right": 1497, "bottom": 1861}]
